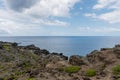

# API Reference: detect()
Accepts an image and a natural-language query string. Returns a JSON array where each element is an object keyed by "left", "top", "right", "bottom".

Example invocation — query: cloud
[
  {"left": 0, "top": 9, "right": 69, "bottom": 36},
  {"left": 84, "top": 13, "right": 97, "bottom": 18},
  {"left": 85, "top": 0, "right": 120, "bottom": 23},
  {"left": 98, "top": 10, "right": 120, "bottom": 23},
  {"left": 0, "top": 0, "right": 79, "bottom": 35},
  {"left": 4, "top": 0, "right": 80, "bottom": 17},
  {"left": 93, "top": 0, "right": 117, "bottom": 9},
  {"left": 0, "top": 18, "right": 22, "bottom": 34},
  {"left": 79, "top": 26, "right": 120, "bottom": 33},
  {"left": 4, "top": 0, "right": 37, "bottom": 12}
]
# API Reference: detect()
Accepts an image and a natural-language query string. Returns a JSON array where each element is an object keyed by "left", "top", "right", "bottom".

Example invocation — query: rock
[
  {"left": 83, "top": 77, "right": 91, "bottom": 80},
  {"left": 101, "top": 48, "right": 112, "bottom": 51},
  {"left": 0, "top": 44, "right": 3, "bottom": 49},
  {"left": 112, "top": 75, "right": 120, "bottom": 80},
  {"left": 113, "top": 47, "right": 120, "bottom": 54},
  {"left": 29, "top": 69, "right": 39, "bottom": 77},
  {"left": 25, "top": 44, "right": 40, "bottom": 50},
  {"left": 69, "top": 55, "right": 85, "bottom": 66},
  {"left": 11, "top": 42, "right": 18, "bottom": 47},
  {"left": 99, "top": 71, "right": 106, "bottom": 77},
  {"left": 40, "top": 49, "right": 50, "bottom": 55},
  {"left": 61, "top": 55, "right": 68, "bottom": 60},
  {"left": 46, "top": 61, "right": 69, "bottom": 69},
  {"left": 115, "top": 44, "right": 120, "bottom": 48},
  {"left": 51, "top": 52, "right": 68, "bottom": 60},
  {"left": 34, "top": 49, "right": 41, "bottom": 55}
]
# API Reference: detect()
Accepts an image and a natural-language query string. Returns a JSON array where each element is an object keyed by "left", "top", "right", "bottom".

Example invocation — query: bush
[
  {"left": 117, "top": 78, "right": 120, "bottom": 80},
  {"left": 3, "top": 45, "right": 10, "bottom": 51},
  {"left": 27, "top": 78, "right": 35, "bottom": 80},
  {"left": 112, "top": 65, "right": 120, "bottom": 75},
  {"left": 0, "top": 65, "right": 3, "bottom": 69},
  {"left": 0, "top": 78, "right": 4, "bottom": 80},
  {"left": 64, "top": 66, "right": 80, "bottom": 73},
  {"left": 85, "top": 69, "right": 96, "bottom": 77}
]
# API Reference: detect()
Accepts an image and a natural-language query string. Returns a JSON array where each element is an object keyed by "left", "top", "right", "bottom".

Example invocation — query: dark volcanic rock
[
  {"left": 112, "top": 75, "right": 120, "bottom": 80},
  {"left": 83, "top": 77, "right": 91, "bottom": 80},
  {"left": 11, "top": 42, "right": 18, "bottom": 47},
  {"left": 40, "top": 49, "right": 50, "bottom": 55},
  {"left": 69, "top": 55, "right": 85, "bottom": 66},
  {"left": 25, "top": 44, "right": 40, "bottom": 50},
  {"left": 0, "top": 44, "right": 3, "bottom": 49}
]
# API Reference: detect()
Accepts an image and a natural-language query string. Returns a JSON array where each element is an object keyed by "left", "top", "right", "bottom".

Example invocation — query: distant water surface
[{"left": 0, "top": 36, "right": 120, "bottom": 56}]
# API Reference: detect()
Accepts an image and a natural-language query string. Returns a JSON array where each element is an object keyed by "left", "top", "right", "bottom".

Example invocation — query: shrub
[
  {"left": 0, "top": 78, "right": 4, "bottom": 80},
  {"left": 85, "top": 69, "right": 96, "bottom": 77},
  {"left": 117, "top": 78, "right": 120, "bottom": 80},
  {"left": 3, "top": 45, "right": 10, "bottom": 51},
  {"left": 112, "top": 65, "right": 120, "bottom": 75},
  {"left": 64, "top": 66, "right": 80, "bottom": 73},
  {"left": 0, "top": 65, "right": 3, "bottom": 69},
  {"left": 27, "top": 78, "right": 35, "bottom": 80}
]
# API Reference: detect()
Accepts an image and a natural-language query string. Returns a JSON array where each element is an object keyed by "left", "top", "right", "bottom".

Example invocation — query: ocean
[{"left": 0, "top": 36, "right": 120, "bottom": 56}]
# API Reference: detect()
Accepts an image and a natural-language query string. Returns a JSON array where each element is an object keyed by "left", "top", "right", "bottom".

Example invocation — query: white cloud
[
  {"left": 0, "top": 18, "right": 21, "bottom": 34},
  {"left": 0, "top": 0, "right": 80, "bottom": 35},
  {"left": 86, "top": 0, "right": 120, "bottom": 23},
  {"left": 84, "top": 13, "right": 97, "bottom": 18},
  {"left": 4, "top": 0, "right": 80, "bottom": 17},
  {"left": 79, "top": 27, "right": 120, "bottom": 33},
  {"left": 93, "top": 0, "right": 117, "bottom": 9},
  {"left": 98, "top": 10, "right": 120, "bottom": 23},
  {"left": 24, "top": 0, "right": 80, "bottom": 17}
]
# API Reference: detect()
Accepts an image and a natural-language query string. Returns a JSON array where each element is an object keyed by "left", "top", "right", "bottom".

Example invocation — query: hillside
[{"left": 0, "top": 41, "right": 120, "bottom": 80}]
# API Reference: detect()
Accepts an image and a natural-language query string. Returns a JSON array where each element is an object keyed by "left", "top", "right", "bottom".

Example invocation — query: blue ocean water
[{"left": 0, "top": 36, "right": 120, "bottom": 56}]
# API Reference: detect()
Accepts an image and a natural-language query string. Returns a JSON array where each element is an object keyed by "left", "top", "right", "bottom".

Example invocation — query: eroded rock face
[{"left": 69, "top": 55, "right": 86, "bottom": 66}]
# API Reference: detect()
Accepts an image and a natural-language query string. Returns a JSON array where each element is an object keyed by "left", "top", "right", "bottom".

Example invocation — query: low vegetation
[
  {"left": 112, "top": 64, "right": 120, "bottom": 75},
  {"left": 63, "top": 66, "right": 80, "bottom": 73},
  {"left": 85, "top": 69, "right": 96, "bottom": 77},
  {"left": 27, "top": 78, "right": 35, "bottom": 80}
]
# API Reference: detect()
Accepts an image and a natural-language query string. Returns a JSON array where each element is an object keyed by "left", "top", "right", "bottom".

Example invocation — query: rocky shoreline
[{"left": 0, "top": 41, "right": 120, "bottom": 80}]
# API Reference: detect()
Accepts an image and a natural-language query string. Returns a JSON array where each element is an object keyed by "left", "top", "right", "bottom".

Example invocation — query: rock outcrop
[{"left": 0, "top": 41, "right": 120, "bottom": 80}]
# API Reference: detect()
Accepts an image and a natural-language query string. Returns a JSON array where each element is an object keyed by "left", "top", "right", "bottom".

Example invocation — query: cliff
[{"left": 0, "top": 41, "right": 120, "bottom": 80}]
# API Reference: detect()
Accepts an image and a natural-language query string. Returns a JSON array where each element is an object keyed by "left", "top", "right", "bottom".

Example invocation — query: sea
[{"left": 0, "top": 36, "right": 120, "bottom": 56}]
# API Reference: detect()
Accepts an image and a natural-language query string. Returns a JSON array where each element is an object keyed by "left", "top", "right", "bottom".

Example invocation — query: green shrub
[
  {"left": 85, "top": 69, "right": 96, "bottom": 77},
  {"left": 64, "top": 66, "right": 80, "bottom": 73},
  {"left": 3, "top": 45, "right": 10, "bottom": 51},
  {"left": 0, "top": 65, "right": 3, "bottom": 69},
  {"left": 112, "top": 65, "right": 120, "bottom": 75},
  {"left": 117, "top": 78, "right": 120, "bottom": 80},
  {"left": 26, "top": 78, "right": 35, "bottom": 80},
  {"left": 0, "top": 78, "right": 4, "bottom": 80}
]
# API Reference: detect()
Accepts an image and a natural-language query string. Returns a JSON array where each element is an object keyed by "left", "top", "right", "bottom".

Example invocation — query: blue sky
[{"left": 0, "top": 0, "right": 120, "bottom": 36}]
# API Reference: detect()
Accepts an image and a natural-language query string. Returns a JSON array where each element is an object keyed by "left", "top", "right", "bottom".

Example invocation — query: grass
[
  {"left": 85, "top": 69, "right": 96, "bottom": 77},
  {"left": 0, "top": 65, "right": 3, "bottom": 69},
  {"left": 63, "top": 66, "right": 80, "bottom": 73},
  {"left": 26, "top": 78, "right": 35, "bottom": 80},
  {"left": 112, "top": 65, "right": 120, "bottom": 75},
  {"left": 3, "top": 45, "right": 10, "bottom": 51}
]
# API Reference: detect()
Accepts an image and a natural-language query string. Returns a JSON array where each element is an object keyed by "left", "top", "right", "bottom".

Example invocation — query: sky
[{"left": 0, "top": 0, "right": 120, "bottom": 36}]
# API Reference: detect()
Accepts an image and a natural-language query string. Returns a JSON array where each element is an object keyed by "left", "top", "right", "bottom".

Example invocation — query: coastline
[{"left": 0, "top": 41, "right": 120, "bottom": 80}]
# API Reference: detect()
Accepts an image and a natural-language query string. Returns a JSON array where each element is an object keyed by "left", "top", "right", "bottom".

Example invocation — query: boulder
[
  {"left": 69, "top": 55, "right": 85, "bottom": 66},
  {"left": 40, "top": 49, "right": 50, "bottom": 55},
  {"left": 83, "top": 77, "right": 91, "bottom": 80},
  {"left": 25, "top": 44, "right": 40, "bottom": 50}
]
